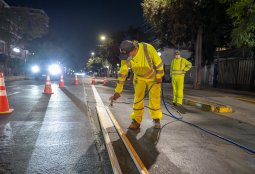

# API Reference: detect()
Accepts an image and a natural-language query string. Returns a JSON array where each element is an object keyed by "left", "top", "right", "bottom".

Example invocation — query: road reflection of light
[{"left": 31, "top": 86, "right": 40, "bottom": 95}]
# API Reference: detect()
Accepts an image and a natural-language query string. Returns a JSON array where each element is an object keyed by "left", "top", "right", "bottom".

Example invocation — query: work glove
[
  {"left": 155, "top": 78, "right": 162, "bottom": 84},
  {"left": 110, "top": 92, "right": 120, "bottom": 101}
]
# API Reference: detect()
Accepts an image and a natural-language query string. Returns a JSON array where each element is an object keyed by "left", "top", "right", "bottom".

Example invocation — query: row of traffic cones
[
  {"left": 91, "top": 76, "right": 107, "bottom": 86},
  {"left": 0, "top": 72, "right": 79, "bottom": 114},
  {"left": 43, "top": 74, "right": 79, "bottom": 94},
  {"left": 0, "top": 72, "right": 107, "bottom": 115}
]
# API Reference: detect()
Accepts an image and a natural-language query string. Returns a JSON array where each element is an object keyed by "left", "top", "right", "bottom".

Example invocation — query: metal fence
[
  {"left": 164, "top": 58, "right": 255, "bottom": 91},
  {"left": 217, "top": 58, "right": 255, "bottom": 91}
]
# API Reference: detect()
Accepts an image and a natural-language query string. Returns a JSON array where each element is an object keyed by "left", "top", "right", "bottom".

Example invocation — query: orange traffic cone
[
  {"left": 43, "top": 75, "right": 54, "bottom": 94},
  {"left": 91, "top": 76, "right": 97, "bottom": 85},
  {"left": 59, "top": 74, "right": 64, "bottom": 88},
  {"left": 74, "top": 75, "right": 78, "bottom": 85},
  {"left": 0, "top": 72, "right": 14, "bottom": 114},
  {"left": 91, "top": 77, "right": 95, "bottom": 85},
  {"left": 94, "top": 76, "right": 97, "bottom": 85},
  {"left": 103, "top": 77, "right": 107, "bottom": 86}
]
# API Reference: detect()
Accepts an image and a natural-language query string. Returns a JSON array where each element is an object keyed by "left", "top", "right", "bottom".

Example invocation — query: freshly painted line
[
  {"left": 92, "top": 85, "right": 122, "bottom": 174},
  {"left": 7, "top": 92, "right": 20, "bottom": 96},
  {"left": 92, "top": 85, "right": 149, "bottom": 174},
  {"left": 106, "top": 107, "right": 150, "bottom": 174}
]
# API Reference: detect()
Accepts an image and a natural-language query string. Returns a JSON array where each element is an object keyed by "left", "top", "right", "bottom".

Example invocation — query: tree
[
  {"left": 142, "top": 0, "right": 231, "bottom": 89},
  {"left": 86, "top": 56, "right": 107, "bottom": 74},
  {"left": 220, "top": 0, "right": 255, "bottom": 48}
]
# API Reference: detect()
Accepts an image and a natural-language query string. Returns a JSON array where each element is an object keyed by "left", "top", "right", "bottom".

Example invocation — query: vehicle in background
[{"left": 30, "top": 63, "right": 62, "bottom": 81}]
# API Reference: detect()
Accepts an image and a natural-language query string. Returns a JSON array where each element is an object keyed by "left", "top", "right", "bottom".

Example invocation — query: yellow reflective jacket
[
  {"left": 115, "top": 43, "right": 164, "bottom": 94},
  {"left": 170, "top": 57, "right": 192, "bottom": 76}
]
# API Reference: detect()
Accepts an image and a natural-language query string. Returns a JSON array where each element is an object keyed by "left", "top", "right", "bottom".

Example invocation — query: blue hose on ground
[{"left": 161, "top": 84, "right": 255, "bottom": 154}]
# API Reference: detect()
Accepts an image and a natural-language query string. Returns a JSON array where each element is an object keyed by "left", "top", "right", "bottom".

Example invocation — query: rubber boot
[
  {"left": 153, "top": 119, "right": 161, "bottom": 129},
  {"left": 128, "top": 119, "right": 140, "bottom": 129}
]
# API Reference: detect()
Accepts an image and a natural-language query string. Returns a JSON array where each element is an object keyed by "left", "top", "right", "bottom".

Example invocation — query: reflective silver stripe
[
  {"left": 172, "top": 70, "right": 185, "bottom": 73},
  {"left": 155, "top": 61, "right": 163, "bottom": 69},
  {"left": 180, "top": 59, "right": 183, "bottom": 70},
  {"left": 118, "top": 81, "right": 125, "bottom": 84},
  {"left": 142, "top": 43, "right": 153, "bottom": 68},
  {"left": 156, "top": 70, "right": 164, "bottom": 74},
  {"left": 133, "top": 107, "right": 144, "bottom": 110},
  {"left": 138, "top": 69, "right": 153, "bottom": 77},
  {"left": 149, "top": 107, "right": 160, "bottom": 111},
  {"left": 172, "top": 72, "right": 185, "bottom": 75},
  {"left": 118, "top": 73, "right": 127, "bottom": 78},
  {"left": 0, "top": 90, "right": 7, "bottom": 96},
  {"left": 148, "top": 71, "right": 156, "bottom": 78}
]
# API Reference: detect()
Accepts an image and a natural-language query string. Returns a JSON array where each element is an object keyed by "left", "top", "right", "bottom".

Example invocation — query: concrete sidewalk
[{"left": 92, "top": 76, "right": 255, "bottom": 126}]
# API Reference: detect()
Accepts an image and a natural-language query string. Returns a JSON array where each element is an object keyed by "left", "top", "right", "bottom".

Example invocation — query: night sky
[{"left": 6, "top": 0, "right": 144, "bottom": 68}]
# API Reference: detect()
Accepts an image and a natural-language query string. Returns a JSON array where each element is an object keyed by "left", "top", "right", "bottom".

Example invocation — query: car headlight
[
  {"left": 31, "top": 65, "right": 40, "bottom": 73},
  {"left": 48, "top": 64, "right": 61, "bottom": 75}
]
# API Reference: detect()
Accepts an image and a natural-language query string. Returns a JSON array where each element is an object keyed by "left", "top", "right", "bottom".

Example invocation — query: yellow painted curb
[
  {"left": 106, "top": 107, "right": 150, "bottom": 174},
  {"left": 215, "top": 106, "right": 233, "bottom": 113},
  {"left": 185, "top": 99, "right": 233, "bottom": 113}
]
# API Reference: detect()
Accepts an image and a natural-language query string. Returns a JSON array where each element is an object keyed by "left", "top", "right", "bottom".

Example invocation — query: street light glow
[
  {"left": 100, "top": 35, "right": 106, "bottom": 41},
  {"left": 91, "top": 52, "right": 95, "bottom": 56},
  {"left": 157, "top": 52, "right": 162, "bottom": 56},
  {"left": 13, "top": 47, "right": 21, "bottom": 53}
]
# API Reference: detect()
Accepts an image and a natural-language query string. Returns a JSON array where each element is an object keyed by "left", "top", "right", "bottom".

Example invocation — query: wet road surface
[{"left": 0, "top": 79, "right": 113, "bottom": 174}]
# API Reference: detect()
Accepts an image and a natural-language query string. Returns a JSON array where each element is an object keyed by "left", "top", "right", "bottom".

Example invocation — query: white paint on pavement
[
  {"left": 92, "top": 85, "right": 122, "bottom": 174},
  {"left": 7, "top": 92, "right": 20, "bottom": 96}
]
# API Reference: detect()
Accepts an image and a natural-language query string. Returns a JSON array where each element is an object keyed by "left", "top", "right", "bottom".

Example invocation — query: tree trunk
[{"left": 193, "top": 26, "right": 203, "bottom": 89}]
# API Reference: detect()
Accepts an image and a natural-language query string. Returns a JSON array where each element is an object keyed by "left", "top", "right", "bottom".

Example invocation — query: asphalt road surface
[
  {"left": 0, "top": 78, "right": 113, "bottom": 174},
  {"left": 1, "top": 76, "right": 255, "bottom": 174}
]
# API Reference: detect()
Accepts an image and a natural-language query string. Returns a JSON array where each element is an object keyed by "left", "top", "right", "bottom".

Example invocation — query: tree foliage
[
  {"left": 86, "top": 56, "right": 109, "bottom": 72},
  {"left": 142, "top": 0, "right": 231, "bottom": 63},
  {"left": 220, "top": 0, "right": 255, "bottom": 47}
]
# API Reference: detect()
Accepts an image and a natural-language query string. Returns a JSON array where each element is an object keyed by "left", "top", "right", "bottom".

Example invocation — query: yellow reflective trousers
[
  {"left": 172, "top": 75, "right": 184, "bottom": 105},
  {"left": 130, "top": 78, "right": 162, "bottom": 124}
]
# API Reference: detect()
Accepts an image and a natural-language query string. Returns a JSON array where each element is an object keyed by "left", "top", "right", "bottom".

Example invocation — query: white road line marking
[
  {"left": 8, "top": 92, "right": 20, "bottom": 96},
  {"left": 92, "top": 85, "right": 149, "bottom": 174},
  {"left": 92, "top": 85, "right": 122, "bottom": 174}
]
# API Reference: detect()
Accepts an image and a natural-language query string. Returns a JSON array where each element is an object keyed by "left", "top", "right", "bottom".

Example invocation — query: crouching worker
[{"left": 110, "top": 40, "right": 164, "bottom": 129}]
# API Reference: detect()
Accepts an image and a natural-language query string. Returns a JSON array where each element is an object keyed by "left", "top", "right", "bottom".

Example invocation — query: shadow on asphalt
[
  {"left": 126, "top": 128, "right": 161, "bottom": 170},
  {"left": 60, "top": 88, "right": 87, "bottom": 115},
  {"left": 0, "top": 94, "right": 51, "bottom": 173},
  {"left": 125, "top": 127, "right": 183, "bottom": 173},
  {"left": 74, "top": 144, "right": 107, "bottom": 174}
]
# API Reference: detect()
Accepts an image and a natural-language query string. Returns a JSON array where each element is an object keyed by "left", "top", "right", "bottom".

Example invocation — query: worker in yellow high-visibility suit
[
  {"left": 170, "top": 50, "right": 192, "bottom": 106},
  {"left": 110, "top": 40, "right": 164, "bottom": 129}
]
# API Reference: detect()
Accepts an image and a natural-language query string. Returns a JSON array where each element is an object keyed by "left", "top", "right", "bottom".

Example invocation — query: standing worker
[
  {"left": 170, "top": 50, "right": 192, "bottom": 106},
  {"left": 110, "top": 40, "right": 164, "bottom": 129}
]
